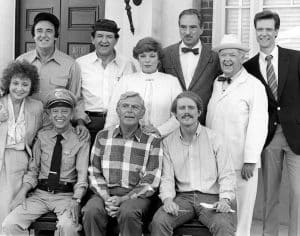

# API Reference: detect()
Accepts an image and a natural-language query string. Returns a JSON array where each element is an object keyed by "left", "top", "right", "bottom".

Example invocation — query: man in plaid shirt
[{"left": 82, "top": 91, "right": 162, "bottom": 236}]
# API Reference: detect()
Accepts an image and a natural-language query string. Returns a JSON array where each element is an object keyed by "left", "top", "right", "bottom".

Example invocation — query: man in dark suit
[
  {"left": 244, "top": 10, "right": 300, "bottom": 236},
  {"left": 161, "top": 9, "right": 221, "bottom": 124}
]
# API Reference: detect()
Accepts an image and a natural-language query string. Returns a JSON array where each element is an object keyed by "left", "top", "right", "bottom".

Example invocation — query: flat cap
[
  {"left": 45, "top": 88, "right": 76, "bottom": 109},
  {"left": 93, "top": 19, "right": 120, "bottom": 34}
]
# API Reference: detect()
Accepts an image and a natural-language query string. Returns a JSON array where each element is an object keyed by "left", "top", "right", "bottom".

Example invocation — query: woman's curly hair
[{"left": 1, "top": 60, "right": 39, "bottom": 96}]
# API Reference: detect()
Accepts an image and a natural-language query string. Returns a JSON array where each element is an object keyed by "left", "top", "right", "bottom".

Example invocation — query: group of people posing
[{"left": 0, "top": 7, "right": 299, "bottom": 236}]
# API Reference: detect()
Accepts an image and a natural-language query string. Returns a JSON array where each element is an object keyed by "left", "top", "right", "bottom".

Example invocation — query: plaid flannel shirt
[{"left": 89, "top": 125, "right": 162, "bottom": 199}]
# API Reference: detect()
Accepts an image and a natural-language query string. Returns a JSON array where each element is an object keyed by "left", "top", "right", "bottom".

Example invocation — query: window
[{"left": 213, "top": 0, "right": 300, "bottom": 56}]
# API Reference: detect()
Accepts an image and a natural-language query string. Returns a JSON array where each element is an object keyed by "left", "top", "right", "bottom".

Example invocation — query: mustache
[{"left": 182, "top": 113, "right": 193, "bottom": 118}]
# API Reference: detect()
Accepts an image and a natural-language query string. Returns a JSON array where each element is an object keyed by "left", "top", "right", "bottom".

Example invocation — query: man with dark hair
[
  {"left": 151, "top": 91, "right": 236, "bottom": 236},
  {"left": 161, "top": 9, "right": 221, "bottom": 124},
  {"left": 244, "top": 10, "right": 300, "bottom": 236},
  {"left": 76, "top": 19, "right": 136, "bottom": 145},
  {"left": 82, "top": 91, "right": 162, "bottom": 236},
  {"left": 17, "top": 12, "right": 89, "bottom": 140},
  {"left": 2, "top": 88, "right": 89, "bottom": 236}
]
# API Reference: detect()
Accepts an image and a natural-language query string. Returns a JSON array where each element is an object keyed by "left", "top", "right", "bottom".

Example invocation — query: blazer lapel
[
  {"left": 24, "top": 98, "right": 36, "bottom": 145},
  {"left": 170, "top": 43, "right": 186, "bottom": 90},
  {"left": 188, "top": 45, "right": 210, "bottom": 90},
  {"left": 277, "top": 47, "right": 289, "bottom": 100},
  {"left": 252, "top": 54, "right": 277, "bottom": 103}
]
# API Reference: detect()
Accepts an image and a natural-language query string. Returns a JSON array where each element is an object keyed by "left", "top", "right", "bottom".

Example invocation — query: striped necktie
[{"left": 265, "top": 55, "right": 278, "bottom": 100}]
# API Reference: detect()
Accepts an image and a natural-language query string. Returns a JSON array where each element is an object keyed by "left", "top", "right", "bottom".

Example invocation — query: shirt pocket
[
  {"left": 50, "top": 76, "right": 69, "bottom": 88},
  {"left": 61, "top": 146, "right": 79, "bottom": 172}
]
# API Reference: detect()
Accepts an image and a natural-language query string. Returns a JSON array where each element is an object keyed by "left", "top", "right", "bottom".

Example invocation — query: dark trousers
[
  {"left": 86, "top": 115, "right": 106, "bottom": 146},
  {"left": 82, "top": 191, "right": 151, "bottom": 236},
  {"left": 151, "top": 191, "right": 235, "bottom": 236}
]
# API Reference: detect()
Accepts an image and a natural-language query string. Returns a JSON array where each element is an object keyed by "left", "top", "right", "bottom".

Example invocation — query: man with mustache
[
  {"left": 161, "top": 9, "right": 221, "bottom": 124},
  {"left": 76, "top": 19, "right": 136, "bottom": 145},
  {"left": 82, "top": 91, "right": 162, "bottom": 236},
  {"left": 151, "top": 91, "right": 236, "bottom": 236},
  {"left": 244, "top": 11, "right": 300, "bottom": 236},
  {"left": 206, "top": 34, "right": 268, "bottom": 236},
  {"left": 17, "top": 12, "right": 89, "bottom": 141}
]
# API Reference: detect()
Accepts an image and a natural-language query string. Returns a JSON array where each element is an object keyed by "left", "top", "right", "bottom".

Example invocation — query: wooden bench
[{"left": 29, "top": 213, "right": 211, "bottom": 236}]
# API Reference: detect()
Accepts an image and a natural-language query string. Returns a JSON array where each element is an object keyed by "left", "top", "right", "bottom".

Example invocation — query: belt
[
  {"left": 37, "top": 179, "right": 74, "bottom": 194},
  {"left": 86, "top": 111, "right": 107, "bottom": 118}
]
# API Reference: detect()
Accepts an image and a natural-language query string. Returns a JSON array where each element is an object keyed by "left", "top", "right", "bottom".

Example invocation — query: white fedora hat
[{"left": 213, "top": 34, "right": 249, "bottom": 52}]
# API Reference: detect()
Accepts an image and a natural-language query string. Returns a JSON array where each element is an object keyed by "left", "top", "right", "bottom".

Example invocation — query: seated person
[
  {"left": 2, "top": 88, "right": 90, "bottom": 236},
  {"left": 151, "top": 91, "right": 236, "bottom": 236},
  {"left": 82, "top": 91, "right": 162, "bottom": 236}
]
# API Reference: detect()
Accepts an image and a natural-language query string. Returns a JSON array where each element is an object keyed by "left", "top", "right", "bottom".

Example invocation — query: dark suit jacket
[
  {"left": 161, "top": 42, "right": 221, "bottom": 124},
  {"left": 244, "top": 46, "right": 300, "bottom": 154}
]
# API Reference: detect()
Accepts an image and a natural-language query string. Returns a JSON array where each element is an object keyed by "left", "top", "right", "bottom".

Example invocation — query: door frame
[{"left": 15, "top": 0, "right": 105, "bottom": 58}]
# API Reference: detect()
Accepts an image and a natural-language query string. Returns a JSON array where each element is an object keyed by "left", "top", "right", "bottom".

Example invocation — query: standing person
[
  {"left": 2, "top": 88, "right": 89, "bottom": 236},
  {"left": 17, "top": 12, "right": 89, "bottom": 140},
  {"left": 151, "top": 91, "right": 236, "bottom": 236},
  {"left": 82, "top": 92, "right": 162, "bottom": 236},
  {"left": 0, "top": 61, "right": 43, "bottom": 230},
  {"left": 244, "top": 10, "right": 300, "bottom": 236},
  {"left": 76, "top": 19, "right": 136, "bottom": 145},
  {"left": 206, "top": 34, "right": 268, "bottom": 236},
  {"left": 105, "top": 37, "right": 182, "bottom": 137},
  {"left": 161, "top": 8, "right": 221, "bottom": 124}
]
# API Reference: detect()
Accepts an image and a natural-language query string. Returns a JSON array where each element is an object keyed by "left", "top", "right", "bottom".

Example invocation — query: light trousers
[
  {"left": 2, "top": 189, "right": 81, "bottom": 236},
  {"left": 262, "top": 125, "right": 300, "bottom": 236},
  {"left": 235, "top": 169, "right": 258, "bottom": 236}
]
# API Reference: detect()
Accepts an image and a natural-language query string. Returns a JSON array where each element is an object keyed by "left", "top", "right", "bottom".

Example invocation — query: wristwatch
[{"left": 72, "top": 197, "right": 81, "bottom": 204}]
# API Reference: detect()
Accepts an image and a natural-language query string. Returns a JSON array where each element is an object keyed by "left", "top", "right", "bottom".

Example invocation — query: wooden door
[{"left": 16, "top": 0, "right": 105, "bottom": 59}]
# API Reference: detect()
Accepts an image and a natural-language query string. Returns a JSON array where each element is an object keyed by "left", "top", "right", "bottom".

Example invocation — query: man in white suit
[{"left": 206, "top": 34, "right": 268, "bottom": 236}]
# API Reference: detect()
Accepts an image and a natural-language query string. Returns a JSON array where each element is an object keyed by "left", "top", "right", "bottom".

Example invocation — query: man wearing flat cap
[
  {"left": 76, "top": 19, "right": 136, "bottom": 145},
  {"left": 2, "top": 88, "right": 89, "bottom": 236},
  {"left": 17, "top": 12, "right": 89, "bottom": 141},
  {"left": 206, "top": 34, "right": 268, "bottom": 236}
]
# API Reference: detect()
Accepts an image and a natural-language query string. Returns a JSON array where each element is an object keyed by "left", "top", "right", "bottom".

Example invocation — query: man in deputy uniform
[{"left": 2, "top": 88, "right": 90, "bottom": 236}]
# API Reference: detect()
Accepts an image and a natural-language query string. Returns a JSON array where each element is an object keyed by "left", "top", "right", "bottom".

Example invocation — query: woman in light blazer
[{"left": 0, "top": 61, "right": 43, "bottom": 228}]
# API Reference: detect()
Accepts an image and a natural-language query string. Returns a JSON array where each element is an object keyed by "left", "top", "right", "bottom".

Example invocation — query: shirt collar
[
  {"left": 112, "top": 125, "right": 143, "bottom": 142},
  {"left": 180, "top": 40, "right": 202, "bottom": 52},
  {"left": 31, "top": 48, "right": 62, "bottom": 65},
  {"left": 178, "top": 123, "right": 202, "bottom": 140},
  {"left": 92, "top": 50, "right": 122, "bottom": 66},
  {"left": 221, "top": 67, "right": 244, "bottom": 83},
  {"left": 49, "top": 125, "right": 73, "bottom": 140},
  {"left": 140, "top": 71, "right": 159, "bottom": 80},
  {"left": 259, "top": 45, "right": 278, "bottom": 61}
]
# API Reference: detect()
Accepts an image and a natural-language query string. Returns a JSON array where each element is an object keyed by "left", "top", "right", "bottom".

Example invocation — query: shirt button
[
  {"left": 274, "top": 122, "right": 277, "bottom": 126},
  {"left": 277, "top": 107, "right": 281, "bottom": 111}
]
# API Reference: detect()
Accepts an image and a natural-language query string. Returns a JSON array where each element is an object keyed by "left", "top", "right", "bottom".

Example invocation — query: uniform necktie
[
  {"left": 181, "top": 47, "right": 199, "bottom": 55},
  {"left": 47, "top": 134, "right": 63, "bottom": 188},
  {"left": 217, "top": 76, "right": 232, "bottom": 84},
  {"left": 143, "top": 78, "right": 153, "bottom": 126},
  {"left": 265, "top": 55, "right": 278, "bottom": 100}
]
